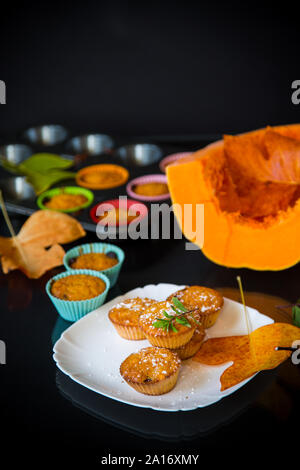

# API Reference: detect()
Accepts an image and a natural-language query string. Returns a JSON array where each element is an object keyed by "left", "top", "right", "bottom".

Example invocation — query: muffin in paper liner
[
  {"left": 168, "top": 286, "right": 224, "bottom": 329},
  {"left": 138, "top": 300, "right": 196, "bottom": 349},
  {"left": 124, "top": 369, "right": 180, "bottom": 395},
  {"left": 120, "top": 347, "right": 181, "bottom": 395},
  {"left": 143, "top": 330, "right": 195, "bottom": 349},
  {"left": 197, "top": 310, "right": 221, "bottom": 329},
  {"left": 111, "top": 324, "right": 145, "bottom": 341},
  {"left": 173, "top": 327, "right": 205, "bottom": 360},
  {"left": 109, "top": 297, "right": 156, "bottom": 340}
]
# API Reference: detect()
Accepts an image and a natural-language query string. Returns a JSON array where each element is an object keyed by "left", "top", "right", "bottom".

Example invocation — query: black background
[
  {"left": 1, "top": 1, "right": 300, "bottom": 138},
  {"left": 1, "top": 1, "right": 300, "bottom": 466},
  {"left": 1, "top": 230, "right": 300, "bottom": 467}
]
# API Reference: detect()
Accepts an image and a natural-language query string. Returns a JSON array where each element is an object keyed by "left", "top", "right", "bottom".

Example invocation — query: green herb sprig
[
  {"left": 276, "top": 298, "right": 300, "bottom": 327},
  {"left": 152, "top": 297, "right": 200, "bottom": 333},
  {"left": 293, "top": 300, "right": 300, "bottom": 327}
]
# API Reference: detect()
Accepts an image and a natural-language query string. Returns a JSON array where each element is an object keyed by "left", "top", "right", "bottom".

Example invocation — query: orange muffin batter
[
  {"left": 76, "top": 164, "right": 129, "bottom": 189},
  {"left": 45, "top": 193, "right": 87, "bottom": 210},
  {"left": 167, "top": 286, "right": 224, "bottom": 328},
  {"left": 98, "top": 208, "right": 138, "bottom": 224},
  {"left": 109, "top": 297, "right": 156, "bottom": 340},
  {"left": 139, "top": 300, "right": 196, "bottom": 349},
  {"left": 70, "top": 252, "right": 118, "bottom": 271},
  {"left": 82, "top": 171, "right": 121, "bottom": 186},
  {"left": 133, "top": 182, "right": 169, "bottom": 197},
  {"left": 51, "top": 274, "right": 106, "bottom": 301},
  {"left": 120, "top": 346, "right": 181, "bottom": 395}
]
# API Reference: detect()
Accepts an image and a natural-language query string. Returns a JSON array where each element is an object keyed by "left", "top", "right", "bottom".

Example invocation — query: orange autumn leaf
[
  {"left": 0, "top": 210, "right": 86, "bottom": 279},
  {"left": 194, "top": 323, "right": 300, "bottom": 391}
]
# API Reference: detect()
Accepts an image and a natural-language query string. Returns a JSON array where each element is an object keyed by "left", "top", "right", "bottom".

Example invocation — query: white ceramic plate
[{"left": 53, "top": 283, "right": 273, "bottom": 411}]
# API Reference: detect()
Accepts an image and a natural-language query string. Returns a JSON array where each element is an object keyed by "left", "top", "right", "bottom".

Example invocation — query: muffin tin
[
  {"left": 0, "top": 176, "right": 36, "bottom": 201},
  {"left": 23, "top": 124, "right": 68, "bottom": 146},
  {"left": 67, "top": 134, "right": 114, "bottom": 156},
  {"left": 0, "top": 144, "right": 33, "bottom": 165},
  {"left": 0, "top": 125, "right": 213, "bottom": 234},
  {"left": 115, "top": 143, "right": 162, "bottom": 167}
]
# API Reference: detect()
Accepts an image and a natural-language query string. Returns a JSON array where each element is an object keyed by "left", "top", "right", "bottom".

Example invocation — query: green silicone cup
[
  {"left": 63, "top": 242, "right": 125, "bottom": 288},
  {"left": 46, "top": 269, "right": 110, "bottom": 322},
  {"left": 37, "top": 186, "right": 94, "bottom": 213}
]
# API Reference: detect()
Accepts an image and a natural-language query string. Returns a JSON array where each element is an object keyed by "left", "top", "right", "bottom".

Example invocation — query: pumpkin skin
[{"left": 167, "top": 124, "right": 300, "bottom": 271}]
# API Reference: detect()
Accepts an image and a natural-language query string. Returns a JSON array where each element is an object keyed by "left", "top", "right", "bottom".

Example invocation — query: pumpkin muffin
[
  {"left": 167, "top": 286, "right": 224, "bottom": 328},
  {"left": 120, "top": 347, "right": 181, "bottom": 395},
  {"left": 70, "top": 252, "right": 118, "bottom": 271},
  {"left": 82, "top": 171, "right": 121, "bottom": 187},
  {"left": 139, "top": 300, "right": 196, "bottom": 349},
  {"left": 44, "top": 193, "right": 88, "bottom": 211},
  {"left": 173, "top": 326, "right": 205, "bottom": 360},
  {"left": 50, "top": 274, "right": 106, "bottom": 301},
  {"left": 109, "top": 297, "right": 156, "bottom": 340},
  {"left": 133, "top": 182, "right": 169, "bottom": 197}
]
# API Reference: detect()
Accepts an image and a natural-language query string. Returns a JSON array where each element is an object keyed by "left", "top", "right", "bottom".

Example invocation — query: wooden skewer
[
  {"left": 276, "top": 346, "right": 299, "bottom": 351},
  {"left": 0, "top": 190, "right": 28, "bottom": 267},
  {"left": 236, "top": 276, "right": 258, "bottom": 367},
  {"left": 276, "top": 346, "right": 300, "bottom": 368},
  {"left": 276, "top": 304, "right": 300, "bottom": 309},
  {"left": 0, "top": 190, "right": 17, "bottom": 237}
]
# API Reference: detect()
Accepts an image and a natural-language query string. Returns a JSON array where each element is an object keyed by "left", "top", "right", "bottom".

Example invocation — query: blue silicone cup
[
  {"left": 63, "top": 242, "right": 125, "bottom": 288},
  {"left": 46, "top": 269, "right": 110, "bottom": 322}
]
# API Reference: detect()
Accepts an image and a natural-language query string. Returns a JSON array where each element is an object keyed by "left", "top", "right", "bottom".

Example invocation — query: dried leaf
[
  {"left": 194, "top": 323, "right": 300, "bottom": 391},
  {"left": 0, "top": 210, "right": 85, "bottom": 278}
]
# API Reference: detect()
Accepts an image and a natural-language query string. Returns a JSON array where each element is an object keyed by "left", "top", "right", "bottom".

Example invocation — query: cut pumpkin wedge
[{"left": 167, "top": 124, "right": 300, "bottom": 270}]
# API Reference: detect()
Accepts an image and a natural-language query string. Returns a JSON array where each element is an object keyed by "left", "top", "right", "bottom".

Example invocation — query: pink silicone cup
[
  {"left": 126, "top": 174, "right": 170, "bottom": 201},
  {"left": 159, "top": 152, "right": 192, "bottom": 173}
]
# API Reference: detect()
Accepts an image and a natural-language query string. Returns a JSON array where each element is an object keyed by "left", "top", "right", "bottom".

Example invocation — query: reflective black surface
[
  {"left": 0, "top": 213, "right": 300, "bottom": 465},
  {"left": 1, "top": 3, "right": 300, "bottom": 464},
  {"left": 0, "top": 135, "right": 209, "bottom": 232}
]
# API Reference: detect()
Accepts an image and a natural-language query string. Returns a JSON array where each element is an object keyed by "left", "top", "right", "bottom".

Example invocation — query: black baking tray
[{"left": 0, "top": 125, "right": 219, "bottom": 233}]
